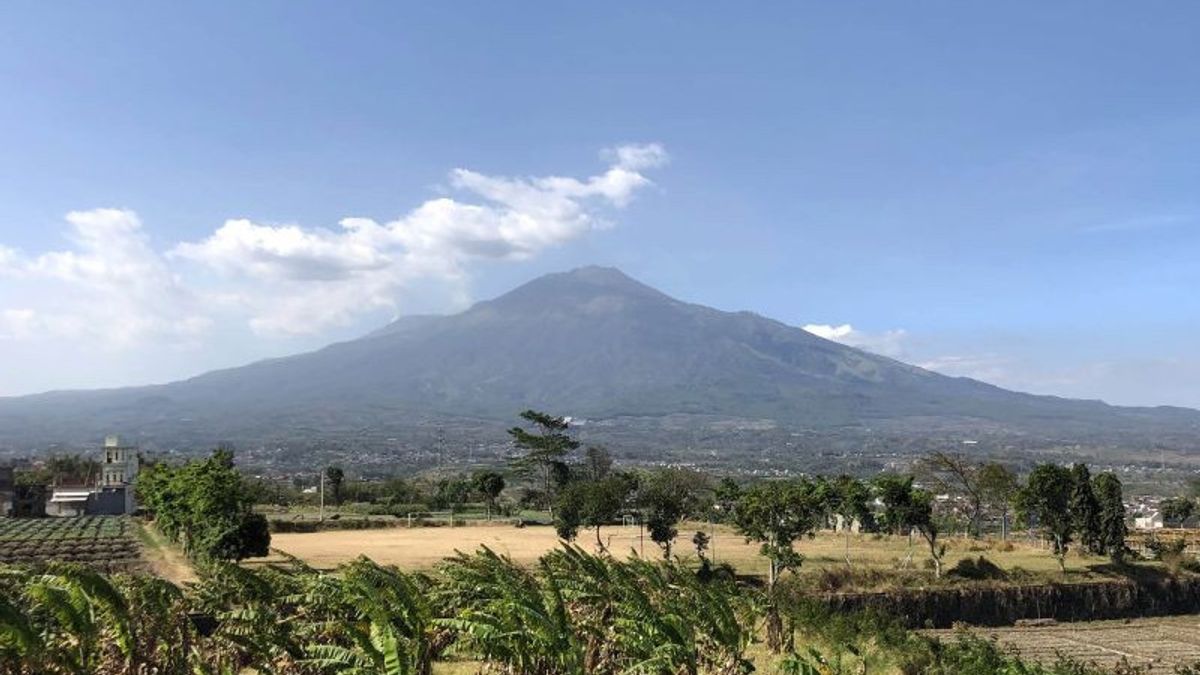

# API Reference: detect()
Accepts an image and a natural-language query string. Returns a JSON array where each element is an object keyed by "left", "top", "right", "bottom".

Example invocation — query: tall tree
[
  {"left": 916, "top": 452, "right": 984, "bottom": 538},
  {"left": 977, "top": 462, "right": 1019, "bottom": 539},
  {"left": 1017, "top": 463, "right": 1075, "bottom": 572},
  {"left": 638, "top": 469, "right": 708, "bottom": 558},
  {"left": 507, "top": 410, "right": 580, "bottom": 513},
  {"left": 1069, "top": 463, "right": 1101, "bottom": 554},
  {"left": 872, "top": 474, "right": 920, "bottom": 537},
  {"left": 732, "top": 478, "right": 822, "bottom": 652},
  {"left": 473, "top": 470, "right": 506, "bottom": 521},
  {"left": 325, "top": 466, "right": 345, "bottom": 506},
  {"left": 1094, "top": 472, "right": 1129, "bottom": 563},
  {"left": 908, "top": 487, "right": 945, "bottom": 578}
]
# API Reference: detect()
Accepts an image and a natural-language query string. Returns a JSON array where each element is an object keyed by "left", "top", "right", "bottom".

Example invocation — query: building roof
[{"left": 49, "top": 489, "right": 92, "bottom": 503}]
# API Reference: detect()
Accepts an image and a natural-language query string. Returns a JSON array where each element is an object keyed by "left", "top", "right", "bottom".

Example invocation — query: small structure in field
[
  {"left": 46, "top": 435, "right": 140, "bottom": 517},
  {"left": 1134, "top": 511, "right": 1164, "bottom": 530}
]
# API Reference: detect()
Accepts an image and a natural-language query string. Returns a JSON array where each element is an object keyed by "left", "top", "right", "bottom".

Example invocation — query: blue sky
[{"left": 1, "top": 3, "right": 1198, "bottom": 407}]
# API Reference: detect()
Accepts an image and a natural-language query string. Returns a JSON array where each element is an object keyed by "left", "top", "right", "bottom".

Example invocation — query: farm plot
[
  {"left": 0, "top": 516, "right": 141, "bottom": 568},
  {"left": 932, "top": 616, "right": 1200, "bottom": 673}
]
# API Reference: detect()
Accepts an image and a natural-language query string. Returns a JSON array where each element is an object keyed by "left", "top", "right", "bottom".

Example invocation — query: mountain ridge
[{"left": 1, "top": 266, "right": 1197, "bottom": 455}]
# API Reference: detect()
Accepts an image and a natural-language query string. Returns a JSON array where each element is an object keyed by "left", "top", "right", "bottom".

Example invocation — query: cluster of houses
[{"left": 0, "top": 436, "right": 140, "bottom": 517}]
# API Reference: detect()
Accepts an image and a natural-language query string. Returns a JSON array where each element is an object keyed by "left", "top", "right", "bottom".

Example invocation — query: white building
[
  {"left": 1135, "top": 512, "right": 1164, "bottom": 530},
  {"left": 46, "top": 435, "right": 140, "bottom": 517}
]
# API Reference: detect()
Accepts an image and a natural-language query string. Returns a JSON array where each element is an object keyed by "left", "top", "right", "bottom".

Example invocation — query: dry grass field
[
  {"left": 264, "top": 521, "right": 1108, "bottom": 578},
  {"left": 934, "top": 616, "right": 1200, "bottom": 673}
]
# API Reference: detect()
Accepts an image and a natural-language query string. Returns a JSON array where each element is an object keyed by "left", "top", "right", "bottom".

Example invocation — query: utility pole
[{"left": 319, "top": 470, "right": 325, "bottom": 523}]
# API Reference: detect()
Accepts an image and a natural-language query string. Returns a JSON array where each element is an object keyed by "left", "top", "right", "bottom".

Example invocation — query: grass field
[{"left": 264, "top": 521, "right": 1114, "bottom": 580}]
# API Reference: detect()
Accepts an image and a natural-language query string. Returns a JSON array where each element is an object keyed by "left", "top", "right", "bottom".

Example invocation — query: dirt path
[{"left": 135, "top": 520, "right": 198, "bottom": 585}]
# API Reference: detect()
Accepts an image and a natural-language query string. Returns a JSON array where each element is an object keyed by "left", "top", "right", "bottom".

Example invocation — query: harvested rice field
[{"left": 933, "top": 615, "right": 1200, "bottom": 673}]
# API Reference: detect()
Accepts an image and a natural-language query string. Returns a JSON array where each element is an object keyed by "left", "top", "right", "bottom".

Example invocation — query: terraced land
[
  {"left": 0, "top": 516, "right": 141, "bottom": 569},
  {"left": 935, "top": 616, "right": 1200, "bottom": 673}
]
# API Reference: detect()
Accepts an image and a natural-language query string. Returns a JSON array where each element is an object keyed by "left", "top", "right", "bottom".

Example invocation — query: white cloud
[
  {"left": 1, "top": 209, "right": 210, "bottom": 346},
  {"left": 803, "top": 323, "right": 908, "bottom": 357},
  {"left": 916, "top": 354, "right": 1011, "bottom": 383},
  {"left": 0, "top": 309, "right": 37, "bottom": 339},
  {"left": 0, "top": 144, "right": 666, "bottom": 345}
]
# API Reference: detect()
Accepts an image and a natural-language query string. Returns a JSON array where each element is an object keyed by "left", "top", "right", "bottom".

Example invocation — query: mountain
[{"left": 1, "top": 266, "right": 1198, "bottom": 457}]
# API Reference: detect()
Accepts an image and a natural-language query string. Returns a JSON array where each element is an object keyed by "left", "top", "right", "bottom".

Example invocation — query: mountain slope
[{"left": 1, "top": 266, "right": 1197, "bottom": 451}]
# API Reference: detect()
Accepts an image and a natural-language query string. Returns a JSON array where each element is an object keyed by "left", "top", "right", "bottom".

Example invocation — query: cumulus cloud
[
  {"left": 1, "top": 209, "right": 210, "bottom": 346},
  {"left": 0, "top": 144, "right": 666, "bottom": 344},
  {"left": 803, "top": 323, "right": 909, "bottom": 357}
]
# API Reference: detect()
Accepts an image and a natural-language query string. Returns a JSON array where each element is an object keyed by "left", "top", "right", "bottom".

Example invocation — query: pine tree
[{"left": 507, "top": 410, "right": 580, "bottom": 512}]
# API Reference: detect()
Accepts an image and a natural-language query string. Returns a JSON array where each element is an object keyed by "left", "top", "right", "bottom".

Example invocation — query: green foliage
[
  {"left": 1093, "top": 472, "right": 1129, "bottom": 563},
  {"left": 325, "top": 466, "right": 345, "bottom": 506},
  {"left": 553, "top": 475, "right": 632, "bottom": 549},
  {"left": 638, "top": 468, "right": 710, "bottom": 557},
  {"left": 733, "top": 479, "right": 823, "bottom": 589},
  {"left": 472, "top": 470, "right": 506, "bottom": 519},
  {"left": 872, "top": 474, "right": 921, "bottom": 536},
  {"left": 437, "top": 544, "right": 754, "bottom": 675},
  {"left": 508, "top": 410, "right": 581, "bottom": 510},
  {"left": 0, "top": 540, "right": 1130, "bottom": 674},
  {"left": 1070, "top": 463, "right": 1102, "bottom": 554},
  {"left": 1017, "top": 464, "right": 1075, "bottom": 572},
  {"left": 1162, "top": 497, "right": 1196, "bottom": 528},
  {"left": 135, "top": 449, "right": 270, "bottom": 562}
]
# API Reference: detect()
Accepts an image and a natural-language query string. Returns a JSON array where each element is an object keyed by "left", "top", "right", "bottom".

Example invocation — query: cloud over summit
[{"left": 0, "top": 144, "right": 666, "bottom": 344}]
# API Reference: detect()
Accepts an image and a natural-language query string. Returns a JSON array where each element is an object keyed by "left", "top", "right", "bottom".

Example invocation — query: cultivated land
[
  {"left": 0, "top": 515, "right": 141, "bottom": 568},
  {"left": 265, "top": 522, "right": 1111, "bottom": 579},
  {"left": 935, "top": 616, "right": 1200, "bottom": 673}
]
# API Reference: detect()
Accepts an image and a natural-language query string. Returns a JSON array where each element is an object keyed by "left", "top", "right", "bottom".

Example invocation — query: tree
[
  {"left": 1162, "top": 497, "right": 1196, "bottom": 529},
  {"left": 325, "top": 466, "right": 345, "bottom": 506},
  {"left": 1069, "top": 463, "right": 1101, "bottom": 554},
  {"left": 473, "top": 471, "right": 506, "bottom": 521},
  {"left": 638, "top": 469, "right": 707, "bottom": 558},
  {"left": 732, "top": 478, "right": 822, "bottom": 651},
  {"left": 714, "top": 477, "right": 741, "bottom": 523},
  {"left": 916, "top": 452, "right": 984, "bottom": 537},
  {"left": 908, "top": 488, "right": 945, "bottom": 578},
  {"left": 429, "top": 477, "right": 473, "bottom": 511},
  {"left": 553, "top": 475, "right": 631, "bottom": 550},
  {"left": 1094, "top": 472, "right": 1129, "bottom": 563},
  {"left": 582, "top": 446, "right": 613, "bottom": 481},
  {"left": 507, "top": 410, "right": 580, "bottom": 513},
  {"left": 1017, "top": 463, "right": 1074, "bottom": 572},
  {"left": 136, "top": 448, "right": 270, "bottom": 561},
  {"left": 977, "top": 462, "right": 1019, "bottom": 539},
  {"left": 824, "top": 475, "right": 874, "bottom": 564},
  {"left": 872, "top": 474, "right": 943, "bottom": 574},
  {"left": 872, "top": 474, "right": 919, "bottom": 537}
]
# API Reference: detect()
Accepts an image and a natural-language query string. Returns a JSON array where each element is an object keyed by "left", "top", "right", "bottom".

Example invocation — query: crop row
[
  {"left": 0, "top": 517, "right": 140, "bottom": 567},
  {"left": 0, "top": 516, "right": 130, "bottom": 542}
]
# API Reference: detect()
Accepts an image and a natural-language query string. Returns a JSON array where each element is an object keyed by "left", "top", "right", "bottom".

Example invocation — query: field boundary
[{"left": 821, "top": 572, "right": 1200, "bottom": 628}]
